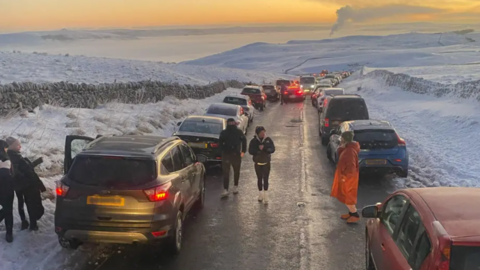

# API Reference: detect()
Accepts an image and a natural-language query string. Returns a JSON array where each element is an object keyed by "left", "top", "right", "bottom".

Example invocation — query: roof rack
[{"left": 151, "top": 136, "right": 181, "bottom": 154}]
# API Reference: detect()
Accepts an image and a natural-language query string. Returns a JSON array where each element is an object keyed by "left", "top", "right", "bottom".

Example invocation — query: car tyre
[
  {"left": 58, "top": 237, "right": 81, "bottom": 250},
  {"left": 167, "top": 211, "right": 183, "bottom": 255},
  {"left": 366, "top": 231, "right": 376, "bottom": 270}
]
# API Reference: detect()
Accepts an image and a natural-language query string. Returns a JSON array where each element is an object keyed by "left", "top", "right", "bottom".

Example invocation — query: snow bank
[{"left": 0, "top": 88, "right": 242, "bottom": 270}]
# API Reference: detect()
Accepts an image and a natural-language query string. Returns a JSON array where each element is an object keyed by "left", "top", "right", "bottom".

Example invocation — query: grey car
[
  {"left": 222, "top": 95, "right": 254, "bottom": 123},
  {"left": 55, "top": 135, "right": 206, "bottom": 254}
]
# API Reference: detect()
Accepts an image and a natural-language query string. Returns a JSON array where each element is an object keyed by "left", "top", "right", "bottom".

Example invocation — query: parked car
[
  {"left": 318, "top": 94, "right": 369, "bottom": 145},
  {"left": 362, "top": 187, "right": 480, "bottom": 270},
  {"left": 282, "top": 83, "right": 305, "bottom": 102},
  {"left": 299, "top": 76, "right": 316, "bottom": 95},
  {"left": 241, "top": 85, "right": 267, "bottom": 111},
  {"left": 55, "top": 135, "right": 206, "bottom": 254},
  {"left": 222, "top": 95, "right": 254, "bottom": 123},
  {"left": 174, "top": 115, "right": 225, "bottom": 165},
  {"left": 327, "top": 120, "right": 408, "bottom": 177},
  {"left": 275, "top": 79, "right": 291, "bottom": 93},
  {"left": 316, "top": 88, "right": 345, "bottom": 112},
  {"left": 204, "top": 103, "right": 249, "bottom": 134},
  {"left": 262, "top": 84, "right": 279, "bottom": 101}
]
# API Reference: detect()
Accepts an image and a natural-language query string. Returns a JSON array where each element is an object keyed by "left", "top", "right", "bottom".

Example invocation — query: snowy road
[{"left": 80, "top": 100, "right": 390, "bottom": 270}]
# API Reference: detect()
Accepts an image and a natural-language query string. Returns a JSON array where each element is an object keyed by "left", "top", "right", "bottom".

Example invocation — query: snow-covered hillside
[{"left": 0, "top": 51, "right": 282, "bottom": 85}]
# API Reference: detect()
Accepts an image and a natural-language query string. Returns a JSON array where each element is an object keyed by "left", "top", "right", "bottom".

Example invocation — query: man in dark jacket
[
  {"left": 6, "top": 137, "right": 46, "bottom": 231},
  {"left": 0, "top": 140, "right": 15, "bottom": 242},
  {"left": 219, "top": 118, "right": 247, "bottom": 198},
  {"left": 248, "top": 126, "right": 275, "bottom": 204},
  {"left": 280, "top": 84, "right": 288, "bottom": 105}
]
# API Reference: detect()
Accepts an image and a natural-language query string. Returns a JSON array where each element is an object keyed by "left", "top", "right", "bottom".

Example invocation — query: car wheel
[
  {"left": 366, "top": 231, "right": 375, "bottom": 270},
  {"left": 167, "top": 211, "right": 183, "bottom": 254},
  {"left": 321, "top": 136, "right": 329, "bottom": 146},
  {"left": 58, "top": 237, "right": 81, "bottom": 250}
]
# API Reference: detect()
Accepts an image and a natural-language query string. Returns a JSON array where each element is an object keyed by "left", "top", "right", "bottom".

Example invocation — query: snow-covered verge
[
  {"left": 342, "top": 71, "right": 480, "bottom": 189},
  {"left": 0, "top": 88, "right": 242, "bottom": 270},
  {"left": 0, "top": 51, "right": 281, "bottom": 85}
]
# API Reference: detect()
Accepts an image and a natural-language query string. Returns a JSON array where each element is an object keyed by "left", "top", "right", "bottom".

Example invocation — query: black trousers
[
  {"left": 15, "top": 190, "right": 27, "bottom": 222},
  {"left": 21, "top": 185, "right": 44, "bottom": 227},
  {"left": 0, "top": 191, "right": 14, "bottom": 235},
  {"left": 280, "top": 95, "right": 288, "bottom": 104},
  {"left": 222, "top": 153, "right": 242, "bottom": 190},
  {"left": 255, "top": 163, "right": 271, "bottom": 191}
]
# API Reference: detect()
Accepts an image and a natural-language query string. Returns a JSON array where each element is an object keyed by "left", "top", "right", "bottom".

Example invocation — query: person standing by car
[
  {"left": 6, "top": 137, "right": 46, "bottom": 231},
  {"left": 330, "top": 131, "right": 360, "bottom": 224},
  {"left": 219, "top": 118, "right": 247, "bottom": 198},
  {"left": 0, "top": 140, "right": 14, "bottom": 242},
  {"left": 280, "top": 84, "right": 288, "bottom": 105},
  {"left": 248, "top": 126, "right": 275, "bottom": 204}
]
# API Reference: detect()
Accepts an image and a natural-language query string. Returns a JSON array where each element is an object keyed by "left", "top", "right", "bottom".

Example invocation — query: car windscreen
[
  {"left": 276, "top": 80, "right": 290, "bottom": 86},
  {"left": 325, "top": 89, "right": 344, "bottom": 96},
  {"left": 354, "top": 129, "right": 397, "bottom": 149},
  {"left": 450, "top": 246, "right": 480, "bottom": 270},
  {"left": 206, "top": 106, "right": 237, "bottom": 116},
  {"left": 326, "top": 99, "right": 368, "bottom": 120},
  {"left": 179, "top": 120, "right": 223, "bottom": 135},
  {"left": 69, "top": 156, "right": 156, "bottom": 187},
  {"left": 300, "top": 77, "right": 315, "bottom": 84},
  {"left": 241, "top": 88, "right": 261, "bottom": 94},
  {"left": 223, "top": 96, "right": 247, "bottom": 105}
]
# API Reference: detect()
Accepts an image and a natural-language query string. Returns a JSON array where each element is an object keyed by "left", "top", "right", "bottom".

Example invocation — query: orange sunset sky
[{"left": 1, "top": 0, "right": 480, "bottom": 31}]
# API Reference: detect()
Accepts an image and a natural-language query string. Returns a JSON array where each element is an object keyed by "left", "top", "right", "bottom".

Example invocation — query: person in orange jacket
[{"left": 330, "top": 131, "right": 360, "bottom": 224}]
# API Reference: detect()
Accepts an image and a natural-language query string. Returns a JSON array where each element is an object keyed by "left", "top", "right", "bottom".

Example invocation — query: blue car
[{"left": 326, "top": 120, "right": 408, "bottom": 178}]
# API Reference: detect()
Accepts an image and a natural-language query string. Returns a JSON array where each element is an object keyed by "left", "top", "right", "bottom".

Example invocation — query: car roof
[
  {"left": 323, "top": 88, "right": 344, "bottom": 91},
  {"left": 243, "top": 85, "right": 261, "bottom": 89},
  {"left": 329, "top": 94, "right": 362, "bottom": 99},
  {"left": 81, "top": 135, "right": 179, "bottom": 158},
  {"left": 208, "top": 103, "right": 240, "bottom": 109},
  {"left": 184, "top": 115, "right": 226, "bottom": 123},
  {"left": 224, "top": 95, "right": 249, "bottom": 100},
  {"left": 408, "top": 187, "right": 480, "bottom": 240},
  {"left": 344, "top": 120, "right": 393, "bottom": 130}
]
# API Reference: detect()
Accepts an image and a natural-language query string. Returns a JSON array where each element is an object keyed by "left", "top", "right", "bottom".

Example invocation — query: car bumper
[{"left": 359, "top": 160, "right": 408, "bottom": 177}]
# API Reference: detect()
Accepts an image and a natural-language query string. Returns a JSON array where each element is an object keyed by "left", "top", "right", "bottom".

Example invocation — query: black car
[
  {"left": 55, "top": 135, "right": 206, "bottom": 254},
  {"left": 318, "top": 94, "right": 369, "bottom": 145},
  {"left": 174, "top": 115, "right": 226, "bottom": 166},
  {"left": 262, "top": 84, "right": 279, "bottom": 101}
]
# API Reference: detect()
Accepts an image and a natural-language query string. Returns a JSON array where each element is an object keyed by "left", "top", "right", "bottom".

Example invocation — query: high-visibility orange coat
[{"left": 330, "top": 142, "right": 360, "bottom": 205}]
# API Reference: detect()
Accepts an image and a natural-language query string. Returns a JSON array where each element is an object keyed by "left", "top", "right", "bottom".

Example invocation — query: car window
[
  {"left": 326, "top": 99, "right": 369, "bottom": 121},
  {"left": 206, "top": 106, "right": 237, "bottom": 116},
  {"left": 161, "top": 151, "right": 174, "bottom": 174},
  {"left": 396, "top": 205, "right": 422, "bottom": 261},
  {"left": 178, "top": 120, "right": 223, "bottom": 135},
  {"left": 179, "top": 144, "right": 194, "bottom": 167},
  {"left": 354, "top": 130, "right": 398, "bottom": 150},
  {"left": 325, "top": 89, "right": 344, "bottom": 96},
  {"left": 450, "top": 246, "right": 480, "bottom": 270},
  {"left": 381, "top": 195, "right": 408, "bottom": 235},
  {"left": 171, "top": 146, "right": 184, "bottom": 171},
  {"left": 411, "top": 230, "right": 431, "bottom": 270},
  {"left": 223, "top": 96, "right": 247, "bottom": 105},
  {"left": 241, "top": 88, "right": 261, "bottom": 94}
]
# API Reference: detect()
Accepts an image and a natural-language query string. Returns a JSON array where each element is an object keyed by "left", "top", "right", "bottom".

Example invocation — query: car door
[
  {"left": 64, "top": 135, "right": 95, "bottom": 174},
  {"left": 170, "top": 145, "right": 193, "bottom": 210},
  {"left": 370, "top": 194, "right": 409, "bottom": 270},
  {"left": 178, "top": 143, "right": 198, "bottom": 206}
]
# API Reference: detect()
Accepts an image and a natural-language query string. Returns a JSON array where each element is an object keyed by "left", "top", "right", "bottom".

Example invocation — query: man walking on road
[
  {"left": 219, "top": 118, "right": 247, "bottom": 198},
  {"left": 280, "top": 84, "right": 288, "bottom": 105},
  {"left": 330, "top": 131, "right": 361, "bottom": 224},
  {"left": 248, "top": 126, "right": 275, "bottom": 204}
]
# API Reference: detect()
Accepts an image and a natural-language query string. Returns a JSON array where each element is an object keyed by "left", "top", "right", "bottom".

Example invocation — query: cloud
[{"left": 330, "top": 4, "right": 444, "bottom": 35}]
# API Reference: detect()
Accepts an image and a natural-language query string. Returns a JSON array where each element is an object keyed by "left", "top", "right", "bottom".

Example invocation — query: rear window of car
[
  {"left": 206, "top": 106, "right": 237, "bottom": 116},
  {"left": 69, "top": 156, "right": 156, "bottom": 187},
  {"left": 241, "top": 88, "right": 261, "bottom": 94},
  {"left": 450, "top": 246, "right": 480, "bottom": 269},
  {"left": 223, "top": 96, "right": 247, "bottom": 105},
  {"left": 324, "top": 89, "right": 344, "bottom": 96},
  {"left": 300, "top": 77, "right": 315, "bottom": 84},
  {"left": 354, "top": 129, "right": 397, "bottom": 149},
  {"left": 326, "top": 99, "right": 368, "bottom": 121},
  {"left": 276, "top": 80, "right": 290, "bottom": 86},
  {"left": 179, "top": 120, "right": 223, "bottom": 135}
]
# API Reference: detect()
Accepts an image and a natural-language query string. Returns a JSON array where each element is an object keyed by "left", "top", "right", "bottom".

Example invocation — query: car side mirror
[
  {"left": 177, "top": 121, "right": 182, "bottom": 126},
  {"left": 362, "top": 204, "right": 380, "bottom": 218}
]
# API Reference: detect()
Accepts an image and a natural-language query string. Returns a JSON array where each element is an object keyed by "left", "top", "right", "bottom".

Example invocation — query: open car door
[{"left": 64, "top": 135, "right": 95, "bottom": 175}]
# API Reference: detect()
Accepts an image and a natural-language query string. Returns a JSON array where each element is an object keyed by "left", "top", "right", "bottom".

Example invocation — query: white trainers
[
  {"left": 232, "top": 186, "right": 239, "bottom": 194},
  {"left": 258, "top": 191, "right": 264, "bottom": 202},
  {"left": 221, "top": 189, "right": 229, "bottom": 198},
  {"left": 263, "top": 191, "right": 269, "bottom": 204}
]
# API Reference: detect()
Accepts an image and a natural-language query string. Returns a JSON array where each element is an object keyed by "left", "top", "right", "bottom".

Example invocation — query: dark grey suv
[{"left": 55, "top": 135, "right": 206, "bottom": 254}]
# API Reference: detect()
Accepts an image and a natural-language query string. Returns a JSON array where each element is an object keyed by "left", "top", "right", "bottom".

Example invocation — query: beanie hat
[
  {"left": 255, "top": 126, "right": 266, "bottom": 135},
  {"left": 341, "top": 131, "right": 354, "bottom": 143},
  {"left": 227, "top": 118, "right": 236, "bottom": 124},
  {"left": 6, "top": 137, "right": 20, "bottom": 149}
]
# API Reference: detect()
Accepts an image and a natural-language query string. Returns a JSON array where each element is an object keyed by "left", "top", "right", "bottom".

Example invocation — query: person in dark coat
[
  {"left": 248, "top": 126, "right": 275, "bottom": 204},
  {"left": 6, "top": 137, "right": 46, "bottom": 231},
  {"left": 280, "top": 84, "right": 288, "bottom": 105},
  {"left": 218, "top": 118, "right": 247, "bottom": 198},
  {"left": 0, "top": 140, "right": 15, "bottom": 242}
]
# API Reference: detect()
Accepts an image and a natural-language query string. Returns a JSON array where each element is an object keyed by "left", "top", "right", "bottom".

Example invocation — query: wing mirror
[
  {"left": 361, "top": 203, "right": 382, "bottom": 218},
  {"left": 177, "top": 121, "right": 182, "bottom": 126}
]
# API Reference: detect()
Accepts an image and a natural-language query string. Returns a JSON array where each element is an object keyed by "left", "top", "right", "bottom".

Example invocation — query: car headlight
[
  {"left": 311, "top": 85, "right": 315, "bottom": 88},
  {"left": 300, "top": 85, "right": 303, "bottom": 88}
]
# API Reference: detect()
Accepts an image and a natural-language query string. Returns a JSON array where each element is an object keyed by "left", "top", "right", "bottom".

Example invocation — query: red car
[
  {"left": 362, "top": 187, "right": 480, "bottom": 270},
  {"left": 241, "top": 85, "right": 267, "bottom": 111}
]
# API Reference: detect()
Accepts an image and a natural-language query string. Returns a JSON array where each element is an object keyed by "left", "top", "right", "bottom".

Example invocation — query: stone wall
[{"left": 0, "top": 80, "right": 245, "bottom": 115}]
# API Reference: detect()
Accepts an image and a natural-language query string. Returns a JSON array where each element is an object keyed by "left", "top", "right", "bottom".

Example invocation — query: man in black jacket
[
  {"left": 219, "top": 118, "right": 247, "bottom": 198},
  {"left": 6, "top": 137, "right": 46, "bottom": 231},
  {"left": 248, "top": 126, "right": 275, "bottom": 204}
]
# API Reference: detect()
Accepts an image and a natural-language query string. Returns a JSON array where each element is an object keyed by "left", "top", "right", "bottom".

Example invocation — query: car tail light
[
  {"left": 284, "top": 91, "right": 288, "bottom": 95},
  {"left": 210, "top": 143, "right": 219, "bottom": 147},
  {"left": 433, "top": 221, "right": 451, "bottom": 270},
  {"left": 297, "top": 90, "right": 303, "bottom": 95},
  {"left": 324, "top": 99, "right": 328, "bottom": 106},
  {"left": 325, "top": 118, "right": 330, "bottom": 127},
  {"left": 151, "top": 231, "right": 167, "bottom": 237},
  {"left": 55, "top": 181, "right": 70, "bottom": 197},
  {"left": 397, "top": 134, "right": 406, "bottom": 146},
  {"left": 144, "top": 183, "right": 171, "bottom": 202}
]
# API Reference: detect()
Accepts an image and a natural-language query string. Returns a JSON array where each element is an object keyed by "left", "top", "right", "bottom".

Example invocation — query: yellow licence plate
[
  {"left": 87, "top": 195, "right": 125, "bottom": 207},
  {"left": 366, "top": 159, "right": 387, "bottom": 165},
  {"left": 188, "top": 142, "right": 207, "bottom": 148}
]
